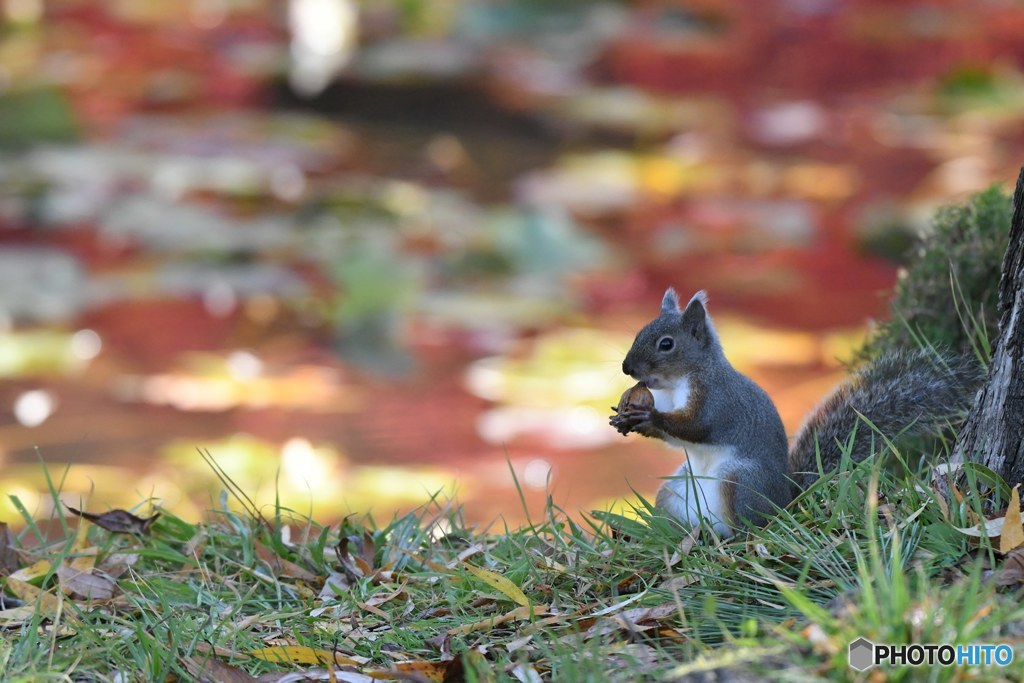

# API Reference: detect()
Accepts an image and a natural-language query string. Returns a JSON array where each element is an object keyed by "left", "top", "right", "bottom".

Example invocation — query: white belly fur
[
  {"left": 651, "top": 376, "right": 735, "bottom": 536},
  {"left": 657, "top": 443, "right": 735, "bottom": 537}
]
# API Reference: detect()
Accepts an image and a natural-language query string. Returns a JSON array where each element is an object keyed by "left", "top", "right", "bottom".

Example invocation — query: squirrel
[{"left": 609, "top": 288, "right": 980, "bottom": 537}]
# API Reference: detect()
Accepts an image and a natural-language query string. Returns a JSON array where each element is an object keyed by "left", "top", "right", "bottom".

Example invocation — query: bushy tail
[{"left": 789, "top": 350, "right": 982, "bottom": 490}]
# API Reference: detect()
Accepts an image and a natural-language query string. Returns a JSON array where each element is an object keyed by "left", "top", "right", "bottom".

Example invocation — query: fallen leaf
[
  {"left": 994, "top": 547, "right": 1024, "bottom": 587},
  {"left": 250, "top": 645, "right": 361, "bottom": 667},
  {"left": 362, "top": 583, "right": 407, "bottom": 608},
  {"left": 0, "top": 605, "right": 38, "bottom": 627},
  {"left": 0, "top": 523, "right": 20, "bottom": 576},
  {"left": 258, "top": 671, "right": 374, "bottom": 683},
  {"left": 195, "top": 641, "right": 252, "bottom": 660},
  {"left": 931, "top": 484, "right": 951, "bottom": 521},
  {"left": 65, "top": 506, "right": 160, "bottom": 535},
  {"left": 9, "top": 559, "right": 53, "bottom": 583},
  {"left": 254, "top": 541, "right": 317, "bottom": 581},
  {"left": 372, "top": 659, "right": 458, "bottom": 683},
  {"left": 462, "top": 562, "right": 530, "bottom": 607},
  {"left": 5, "top": 577, "right": 63, "bottom": 619},
  {"left": 670, "top": 525, "right": 701, "bottom": 566},
  {"left": 654, "top": 627, "right": 688, "bottom": 644},
  {"left": 99, "top": 552, "right": 140, "bottom": 579},
  {"left": 182, "top": 655, "right": 258, "bottom": 683},
  {"left": 57, "top": 563, "right": 116, "bottom": 601},
  {"left": 659, "top": 574, "right": 699, "bottom": 592},
  {"left": 70, "top": 520, "right": 93, "bottom": 559},
  {"left": 1000, "top": 486, "right": 1024, "bottom": 554},
  {"left": 955, "top": 517, "right": 1005, "bottom": 538},
  {"left": 510, "top": 663, "right": 543, "bottom": 683},
  {"left": 318, "top": 571, "right": 351, "bottom": 601},
  {"left": 427, "top": 631, "right": 451, "bottom": 658},
  {"left": 615, "top": 574, "right": 641, "bottom": 593},
  {"left": 448, "top": 604, "right": 550, "bottom": 635},
  {"left": 505, "top": 634, "right": 534, "bottom": 653},
  {"left": 586, "top": 603, "right": 679, "bottom": 638},
  {"left": 336, "top": 530, "right": 376, "bottom": 577}
]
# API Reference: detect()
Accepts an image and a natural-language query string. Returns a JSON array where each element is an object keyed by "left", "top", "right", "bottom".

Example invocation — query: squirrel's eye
[{"left": 658, "top": 337, "right": 674, "bottom": 352}]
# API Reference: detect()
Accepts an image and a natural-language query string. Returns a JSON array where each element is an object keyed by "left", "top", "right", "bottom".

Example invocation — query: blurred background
[{"left": 1, "top": 0, "right": 1023, "bottom": 528}]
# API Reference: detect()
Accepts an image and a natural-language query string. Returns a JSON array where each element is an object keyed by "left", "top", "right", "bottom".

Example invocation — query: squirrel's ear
[
  {"left": 680, "top": 291, "right": 712, "bottom": 345},
  {"left": 661, "top": 288, "right": 681, "bottom": 314}
]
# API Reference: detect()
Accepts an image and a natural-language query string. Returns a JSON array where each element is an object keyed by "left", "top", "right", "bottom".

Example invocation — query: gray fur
[
  {"left": 661, "top": 288, "right": 680, "bottom": 313},
  {"left": 620, "top": 291, "right": 790, "bottom": 528},
  {"left": 789, "top": 349, "right": 982, "bottom": 490},
  {"left": 618, "top": 289, "right": 982, "bottom": 533}
]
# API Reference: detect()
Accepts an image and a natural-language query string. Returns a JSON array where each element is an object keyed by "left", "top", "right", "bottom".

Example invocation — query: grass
[
  {"left": 2, "top": 445, "right": 1024, "bottom": 682},
  {"left": 2, "top": 185, "right": 1019, "bottom": 681}
]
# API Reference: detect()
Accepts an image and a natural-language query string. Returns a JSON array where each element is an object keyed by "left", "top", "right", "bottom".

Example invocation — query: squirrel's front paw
[
  {"left": 610, "top": 407, "right": 654, "bottom": 435},
  {"left": 611, "top": 383, "right": 656, "bottom": 436}
]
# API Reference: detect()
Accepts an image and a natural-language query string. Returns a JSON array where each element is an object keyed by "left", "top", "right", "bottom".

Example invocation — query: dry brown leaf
[
  {"left": 659, "top": 574, "right": 699, "bottom": 592},
  {"left": 654, "top": 627, "right": 688, "bottom": 644},
  {"left": 0, "top": 522, "right": 20, "bottom": 576},
  {"left": 357, "top": 600, "right": 389, "bottom": 619},
  {"left": 254, "top": 541, "right": 318, "bottom": 581},
  {"left": 932, "top": 485, "right": 951, "bottom": 522},
  {"left": 258, "top": 671, "right": 374, "bottom": 683},
  {"left": 318, "top": 572, "right": 351, "bottom": 601},
  {"left": 586, "top": 603, "right": 679, "bottom": 639},
  {"left": 994, "top": 547, "right": 1024, "bottom": 587},
  {"left": 1000, "top": 485, "right": 1024, "bottom": 554},
  {"left": 194, "top": 640, "right": 252, "bottom": 660},
  {"left": 98, "top": 552, "right": 141, "bottom": 579},
  {"left": 65, "top": 505, "right": 159, "bottom": 535},
  {"left": 57, "top": 563, "right": 116, "bottom": 601},
  {"left": 447, "top": 604, "right": 550, "bottom": 635},
  {"left": 677, "top": 525, "right": 701, "bottom": 559},
  {"left": 372, "top": 659, "right": 460, "bottom": 682},
  {"left": 363, "top": 583, "right": 407, "bottom": 608},
  {"left": 182, "top": 655, "right": 258, "bottom": 683},
  {"left": 391, "top": 546, "right": 447, "bottom": 574},
  {"left": 615, "top": 603, "right": 679, "bottom": 626}
]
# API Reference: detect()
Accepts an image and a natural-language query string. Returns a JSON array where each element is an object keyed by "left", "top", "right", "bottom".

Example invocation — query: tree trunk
[{"left": 951, "top": 167, "right": 1024, "bottom": 487}]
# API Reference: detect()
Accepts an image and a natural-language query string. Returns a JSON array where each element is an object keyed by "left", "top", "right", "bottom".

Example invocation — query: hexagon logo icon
[{"left": 848, "top": 637, "right": 875, "bottom": 671}]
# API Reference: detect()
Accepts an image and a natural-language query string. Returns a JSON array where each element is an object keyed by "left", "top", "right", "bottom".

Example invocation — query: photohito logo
[{"left": 848, "top": 638, "right": 1014, "bottom": 670}]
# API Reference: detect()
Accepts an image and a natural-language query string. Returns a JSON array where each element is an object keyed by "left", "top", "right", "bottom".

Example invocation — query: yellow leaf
[
  {"left": 69, "top": 521, "right": 98, "bottom": 573},
  {"left": 448, "top": 604, "right": 549, "bottom": 635},
  {"left": 71, "top": 520, "right": 91, "bottom": 553},
  {"left": 9, "top": 559, "right": 52, "bottom": 583},
  {"left": 249, "top": 645, "right": 360, "bottom": 667},
  {"left": 1001, "top": 485, "right": 1024, "bottom": 554},
  {"left": 5, "top": 577, "right": 63, "bottom": 618},
  {"left": 462, "top": 562, "right": 530, "bottom": 607},
  {"left": 0, "top": 605, "right": 37, "bottom": 626},
  {"left": 367, "top": 661, "right": 451, "bottom": 683}
]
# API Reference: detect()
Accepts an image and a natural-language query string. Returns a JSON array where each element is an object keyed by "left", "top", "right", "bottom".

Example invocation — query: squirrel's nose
[{"left": 622, "top": 358, "right": 634, "bottom": 377}]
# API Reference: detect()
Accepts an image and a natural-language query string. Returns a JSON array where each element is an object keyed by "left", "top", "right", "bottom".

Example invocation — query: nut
[{"left": 617, "top": 382, "right": 654, "bottom": 413}]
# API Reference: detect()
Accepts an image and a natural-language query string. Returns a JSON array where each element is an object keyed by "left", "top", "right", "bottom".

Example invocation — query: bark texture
[{"left": 952, "top": 167, "right": 1024, "bottom": 487}]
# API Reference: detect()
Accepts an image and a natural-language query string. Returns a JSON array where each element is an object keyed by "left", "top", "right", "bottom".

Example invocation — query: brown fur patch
[{"left": 719, "top": 477, "right": 737, "bottom": 528}]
